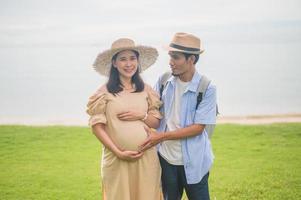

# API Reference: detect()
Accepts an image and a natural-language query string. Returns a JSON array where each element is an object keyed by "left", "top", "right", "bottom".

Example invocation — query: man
[{"left": 139, "top": 32, "right": 217, "bottom": 200}]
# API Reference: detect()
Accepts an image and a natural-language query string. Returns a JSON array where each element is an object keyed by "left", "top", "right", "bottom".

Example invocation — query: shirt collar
[
  {"left": 187, "top": 71, "right": 201, "bottom": 93},
  {"left": 167, "top": 71, "right": 201, "bottom": 93}
]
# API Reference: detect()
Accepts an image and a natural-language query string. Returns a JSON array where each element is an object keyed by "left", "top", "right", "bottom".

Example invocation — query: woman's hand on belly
[
  {"left": 116, "top": 149, "right": 144, "bottom": 161},
  {"left": 117, "top": 110, "right": 145, "bottom": 121}
]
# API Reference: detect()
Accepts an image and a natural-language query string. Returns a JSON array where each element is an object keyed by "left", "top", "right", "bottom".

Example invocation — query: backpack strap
[
  {"left": 197, "top": 76, "right": 219, "bottom": 115},
  {"left": 159, "top": 71, "right": 172, "bottom": 99},
  {"left": 196, "top": 75, "right": 217, "bottom": 139},
  {"left": 195, "top": 75, "right": 211, "bottom": 109}
]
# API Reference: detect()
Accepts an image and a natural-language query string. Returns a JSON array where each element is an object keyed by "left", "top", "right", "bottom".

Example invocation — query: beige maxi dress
[{"left": 87, "top": 86, "right": 163, "bottom": 200}]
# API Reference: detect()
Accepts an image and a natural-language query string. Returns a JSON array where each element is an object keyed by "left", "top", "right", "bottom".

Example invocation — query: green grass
[
  {"left": 0, "top": 124, "right": 300, "bottom": 200},
  {"left": 210, "top": 124, "right": 301, "bottom": 200},
  {"left": 0, "top": 126, "right": 100, "bottom": 199}
]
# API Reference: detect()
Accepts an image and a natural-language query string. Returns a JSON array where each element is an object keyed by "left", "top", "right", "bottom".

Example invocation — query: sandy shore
[
  {"left": 1, "top": 114, "right": 301, "bottom": 126},
  {"left": 217, "top": 114, "right": 301, "bottom": 124}
]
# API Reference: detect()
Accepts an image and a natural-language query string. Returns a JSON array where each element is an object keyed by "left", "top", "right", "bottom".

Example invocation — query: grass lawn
[{"left": 0, "top": 124, "right": 300, "bottom": 199}]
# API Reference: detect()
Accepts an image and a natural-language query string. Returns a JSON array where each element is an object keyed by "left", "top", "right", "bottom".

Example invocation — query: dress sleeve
[
  {"left": 147, "top": 88, "right": 163, "bottom": 119},
  {"left": 86, "top": 91, "right": 107, "bottom": 127}
]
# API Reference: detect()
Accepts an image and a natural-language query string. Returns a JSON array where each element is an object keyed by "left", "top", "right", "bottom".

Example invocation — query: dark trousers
[{"left": 159, "top": 154, "right": 210, "bottom": 200}]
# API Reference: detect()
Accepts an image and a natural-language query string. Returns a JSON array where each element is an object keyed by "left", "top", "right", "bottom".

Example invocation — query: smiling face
[{"left": 112, "top": 50, "right": 139, "bottom": 80}]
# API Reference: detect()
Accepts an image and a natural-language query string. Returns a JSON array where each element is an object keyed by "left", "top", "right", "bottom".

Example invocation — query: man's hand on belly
[{"left": 138, "top": 126, "right": 164, "bottom": 152}]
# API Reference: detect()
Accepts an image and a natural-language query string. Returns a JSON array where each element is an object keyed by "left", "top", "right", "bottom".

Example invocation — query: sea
[{"left": 0, "top": 42, "right": 300, "bottom": 125}]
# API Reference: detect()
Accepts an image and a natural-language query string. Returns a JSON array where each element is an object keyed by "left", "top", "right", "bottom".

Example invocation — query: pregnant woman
[{"left": 86, "top": 38, "right": 163, "bottom": 200}]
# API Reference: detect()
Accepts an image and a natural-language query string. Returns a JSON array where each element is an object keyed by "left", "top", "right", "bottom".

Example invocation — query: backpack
[{"left": 159, "top": 72, "right": 218, "bottom": 139}]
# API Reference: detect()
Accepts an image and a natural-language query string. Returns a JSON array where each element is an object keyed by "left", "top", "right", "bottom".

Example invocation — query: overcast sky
[
  {"left": 1, "top": 0, "right": 301, "bottom": 122},
  {"left": 1, "top": 0, "right": 301, "bottom": 47}
]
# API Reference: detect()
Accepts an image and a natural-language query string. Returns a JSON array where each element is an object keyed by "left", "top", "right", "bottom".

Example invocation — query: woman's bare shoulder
[
  {"left": 96, "top": 84, "right": 108, "bottom": 93},
  {"left": 144, "top": 83, "right": 153, "bottom": 92}
]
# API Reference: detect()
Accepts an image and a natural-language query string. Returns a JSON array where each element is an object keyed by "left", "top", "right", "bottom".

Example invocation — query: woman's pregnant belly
[{"left": 109, "top": 121, "right": 148, "bottom": 151}]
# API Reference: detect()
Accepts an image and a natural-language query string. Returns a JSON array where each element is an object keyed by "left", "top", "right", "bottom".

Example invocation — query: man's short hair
[{"left": 183, "top": 53, "right": 199, "bottom": 64}]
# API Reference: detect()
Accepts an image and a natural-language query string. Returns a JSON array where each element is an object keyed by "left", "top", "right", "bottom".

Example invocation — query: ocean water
[{"left": 0, "top": 42, "right": 301, "bottom": 124}]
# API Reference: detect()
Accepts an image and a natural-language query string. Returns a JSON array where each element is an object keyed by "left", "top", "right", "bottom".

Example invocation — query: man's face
[{"left": 168, "top": 51, "right": 192, "bottom": 76}]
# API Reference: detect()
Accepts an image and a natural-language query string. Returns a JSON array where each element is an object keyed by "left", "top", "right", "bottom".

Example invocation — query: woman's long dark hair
[{"left": 106, "top": 50, "right": 144, "bottom": 95}]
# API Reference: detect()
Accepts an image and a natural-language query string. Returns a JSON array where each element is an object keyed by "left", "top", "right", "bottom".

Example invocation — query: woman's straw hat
[
  {"left": 93, "top": 38, "right": 158, "bottom": 76},
  {"left": 164, "top": 32, "right": 204, "bottom": 54}
]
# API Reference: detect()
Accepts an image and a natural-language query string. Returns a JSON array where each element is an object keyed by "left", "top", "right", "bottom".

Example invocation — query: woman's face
[{"left": 112, "top": 50, "right": 139, "bottom": 79}]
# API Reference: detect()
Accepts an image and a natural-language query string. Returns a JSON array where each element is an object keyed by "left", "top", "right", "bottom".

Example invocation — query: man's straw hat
[{"left": 164, "top": 32, "right": 204, "bottom": 54}]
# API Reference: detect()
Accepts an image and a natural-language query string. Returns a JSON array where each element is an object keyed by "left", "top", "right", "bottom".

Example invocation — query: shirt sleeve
[
  {"left": 153, "top": 76, "right": 161, "bottom": 94},
  {"left": 194, "top": 84, "right": 217, "bottom": 125},
  {"left": 147, "top": 87, "right": 163, "bottom": 119},
  {"left": 86, "top": 91, "right": 107, "bottom": 127}
]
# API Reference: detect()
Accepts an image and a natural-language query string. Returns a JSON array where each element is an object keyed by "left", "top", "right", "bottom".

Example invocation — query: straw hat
[
  {"left": 93, "top": 38, "right": 158, "bottom": 76},
  {"left": 164, "top": 32, "right": 204, "bottom": 54}
]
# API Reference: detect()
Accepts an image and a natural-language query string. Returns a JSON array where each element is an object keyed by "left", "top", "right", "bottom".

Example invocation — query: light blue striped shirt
[{"left": 154, "top": 71, "right": 217, "bottom": 184}]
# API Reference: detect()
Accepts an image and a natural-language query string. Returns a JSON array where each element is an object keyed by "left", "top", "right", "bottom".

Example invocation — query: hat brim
[
  {"left": 163, "top": 45, "right": 204, "bottom": 54},
  {"left": 93, "top": 45, "right": 158, "bottom": 76}
]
